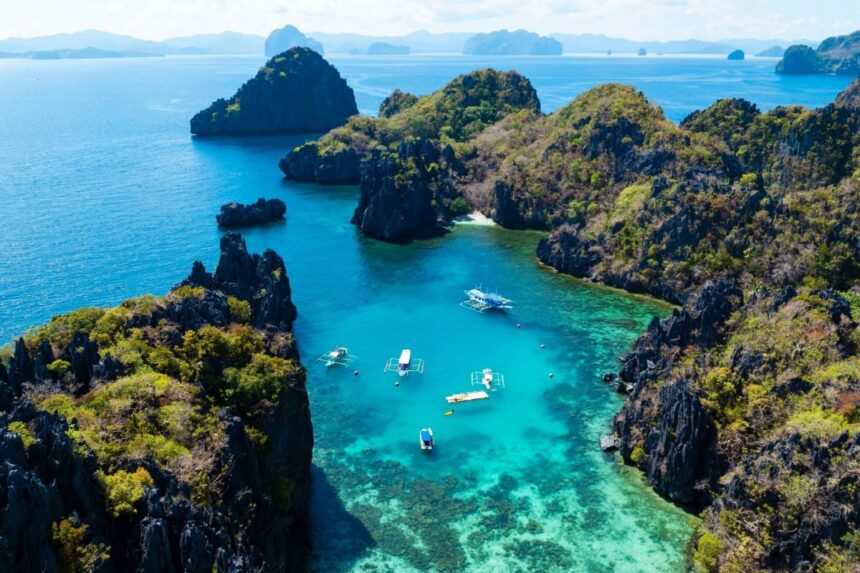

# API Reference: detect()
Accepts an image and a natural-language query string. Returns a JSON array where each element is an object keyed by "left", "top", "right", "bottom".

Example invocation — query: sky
[{"left": 1, "top": 0, "right": 858, "bottom": 41}]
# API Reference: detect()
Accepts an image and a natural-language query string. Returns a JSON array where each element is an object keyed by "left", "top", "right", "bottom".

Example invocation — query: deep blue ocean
[{"left": 0, "top": 53, "right": 852, "bottom": 571}]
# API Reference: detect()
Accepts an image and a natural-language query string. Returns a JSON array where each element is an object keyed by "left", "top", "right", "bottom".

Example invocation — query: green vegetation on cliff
[
  {"left": 279, "top": 68, "right": 540, "bottom": 183},
  {"left": 325, "top": 68, "right": 536, "bottom": 149}
]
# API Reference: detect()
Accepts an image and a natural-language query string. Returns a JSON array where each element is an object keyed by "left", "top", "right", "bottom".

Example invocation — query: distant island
[
  {"left": 463, "top": 29, "right": 562, "bottom": 56},
  {"left": 727, "top": 49, "right": 744, "bottom": 60},
  {"left": 777, "top": 29, "right": 860, "bottom": 75},
  {"left": 265, "top": 24, "right": 324, "bottom": 57},
  {"left": 3, "top": 47, "right": 161, "bottom": 60},
  {"left": 0, "top": 27, "right": 820, "bottom": 57},
  {"left": 367, "top": 42, "right": 410, "bottom": 55},
  {"left": 637, "top": 48, "right": 647, "bottom": 56},
  {"left": 190, "top": 47, "right": 357, "bottom": 136},
  {"left": 755, "top": 45, "right": 784, "bottom": 57}
]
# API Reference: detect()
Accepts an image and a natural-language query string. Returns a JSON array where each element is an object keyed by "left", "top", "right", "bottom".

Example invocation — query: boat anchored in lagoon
[
  {"left": 420, "top": 428, "right": 434, "bottom": 451},
  {"left": 471, "top": 368, "right": 505, "bottom": 391},
  {"left": 460, "top": 288, "right": 514, "bottom": 313},
  {"left": 316, "top": 346, "right": 356, "bottom": 368},
  {"left": 384, "top": 348, "right": 425, "bottom": 377}
]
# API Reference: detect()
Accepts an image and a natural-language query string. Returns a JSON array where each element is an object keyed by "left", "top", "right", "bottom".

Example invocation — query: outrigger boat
[
  {"left": 471, "top": 368, "right": 506, "bottom": 391},
  {"left": 446, "top": 391, "right": 489, "bottom": 404},
  {"left": 419, "top": 428, "right": 434, "bottom": 451},
  {"left": 384, "top": 349, "right": 425, "bottom": 377},
  {"left": 316, "top": 346, "right": 356, "bottom": 368},
  {"left": 460, "top": 288, "right": 514, "bottom": 313}
]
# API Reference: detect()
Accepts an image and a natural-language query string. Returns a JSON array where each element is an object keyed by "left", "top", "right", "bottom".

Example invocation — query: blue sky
[{"left": 2, "top": 0, "right": 858, "bottom": 41}]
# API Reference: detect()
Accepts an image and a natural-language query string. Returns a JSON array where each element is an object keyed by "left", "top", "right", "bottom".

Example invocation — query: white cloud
[{"left": 0, "top": 0, "right": 857, "bottom": 41}]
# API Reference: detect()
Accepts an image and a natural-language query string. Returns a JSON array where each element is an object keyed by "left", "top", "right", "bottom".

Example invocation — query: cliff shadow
[{"left": 308, "top": 464, "right": 376, "bottom": 571}]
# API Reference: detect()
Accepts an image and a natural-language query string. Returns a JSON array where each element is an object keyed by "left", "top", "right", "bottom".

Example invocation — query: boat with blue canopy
[
  {"left": 460, "top": 288, "right": 514, "bottom": 313},
  {"left": 420, "top": 428, "right": 434, "bottom": 451}
]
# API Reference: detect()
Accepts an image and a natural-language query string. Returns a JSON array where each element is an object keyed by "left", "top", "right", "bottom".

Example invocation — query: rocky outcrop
[
  {"left": 278, "top": 142, "right": 360, "bottom": 183},
  {"left": 777, "top": 31, "right": 860, "bottom": 75},
  {"left": 190, "top": 47, "right": 357, "bottom": 136},
  {"left": 216, "top": 198, "right": 286, "bottom": 228},
  {"left": 463, "top": 29, "right": 562, "bottom": 56},
  {"left": 264, "top": 25, "right": 323, "bottom": 57},
  {"left": 351, "top": 140, "right": 463, "bottom": 242},
  {"left": 727, "top": 49, "right": 744, "bottom": 61},
  {"left": 0, "top": 234, "right": 311, "bottom": 572},
  {"left": 184, "top": 232, "right": 298, "bottom": 331}
]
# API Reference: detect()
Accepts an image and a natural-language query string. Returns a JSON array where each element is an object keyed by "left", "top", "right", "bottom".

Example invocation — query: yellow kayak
[{"left": 443, "top": 410, "right": 455, "bottom": 416}]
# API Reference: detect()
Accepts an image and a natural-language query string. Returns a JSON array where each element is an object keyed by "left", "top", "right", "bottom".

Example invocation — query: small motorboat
[{"left": 420, "top": 428, "right": 434, "bottom": 451}]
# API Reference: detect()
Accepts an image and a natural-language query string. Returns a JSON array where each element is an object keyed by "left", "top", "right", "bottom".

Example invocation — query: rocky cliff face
[
  {"left": 610, "top": 278, "right": 860, "bottom": 570},
  {"left": 0, "top": 233, "right": 312, "bottom": 572},
  {"left": 217, "top": 198, "right": 286, "bottom": 228},
  {"left": 351, "top": 140, "right": 464, "bottom": 242},
  {"left": 613, "top": 281, "right": 742, "bottom": 504},
  {"left": 190, "top": 47, "right": 357, "bottom": 136}
]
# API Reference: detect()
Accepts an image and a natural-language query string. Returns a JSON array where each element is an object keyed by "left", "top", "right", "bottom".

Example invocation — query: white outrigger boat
[
  {"left": 316, "top": 346, "right": 356, "bottom": 368},
  {"left": 384, "top": 348, "right": 425, "bottom": 377},
  {"left": 419, "top": 428, "right": 434, "bottom": 451},
  {"left": 460, "top": 288, "right": 514, "bottom": 313},
  {"left": 471, "top": 368, "right": 506, "bottom": 391}
]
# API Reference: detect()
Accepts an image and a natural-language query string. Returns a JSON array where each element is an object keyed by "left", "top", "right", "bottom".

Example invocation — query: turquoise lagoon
[{"left": 0, "top": 55, "right": 853, "bottom": 571}]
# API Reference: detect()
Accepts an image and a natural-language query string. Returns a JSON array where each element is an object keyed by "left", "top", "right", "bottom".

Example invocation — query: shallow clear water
[{"left": 0, "top": 54, "right": 852, "bottom": 571}]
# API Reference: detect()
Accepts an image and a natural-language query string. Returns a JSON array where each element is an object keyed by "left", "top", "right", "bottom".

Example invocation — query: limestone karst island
[{"left": 1, "top": 3, "right": 860, "bottom": 573}]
